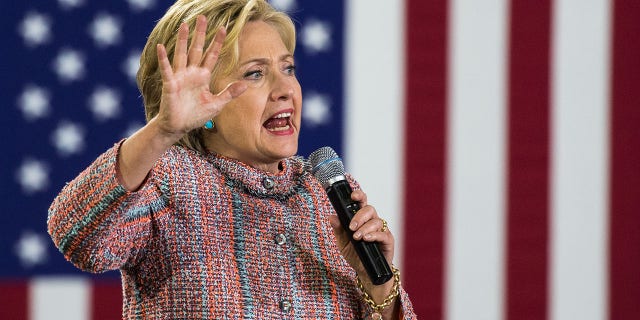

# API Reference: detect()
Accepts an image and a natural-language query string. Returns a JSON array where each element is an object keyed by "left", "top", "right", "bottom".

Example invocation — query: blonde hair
[{"left": 136, "top": 0, "right": 296, "bottom": 153}]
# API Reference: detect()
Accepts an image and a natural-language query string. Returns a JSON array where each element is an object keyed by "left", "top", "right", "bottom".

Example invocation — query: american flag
[{"left": 2, "top": 0, "right": 639, "bottom": 319}]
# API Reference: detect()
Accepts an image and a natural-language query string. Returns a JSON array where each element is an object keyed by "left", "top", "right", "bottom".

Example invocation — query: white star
[
  {"left": 15, "top": 231, "right": 48, "bottom": 267},
  {"left": 53, "top": 49, "right": 85, "bottom": 82},
  {"left": 126, "top": 0, "right": 156, "bottom": 11},
  {"left": 269, "top": 0, "right": 296, "bottom": 12},
  {"left": 52, "top": 122, "right": 85, "bottom": 156},
  {"left": 123, "top": 122, "right": 144, "bottom": 138},
  {"left": 18, "top": 12, "right": 52, "bottom": 47},
  {"left": 58, "top": 0, "right": 85, "bottom": 10},
  {"left": 301, "top": 20, "right": 332, "bottom": 54},
  {"left": 16, "top": 159, "right": 49, "bottom": 194},
  {"left": 123, "top": 50, "right": 141, "bottom": 82},
  {"left": 89, "top": 13, "right": 122, "bottom": 48},
  {"left": 303, "top": 93, "right": 331, "bottom": 126},
  {"left": 18, "top": 85, "right": 50, "bottom": 121},
  {"left": 89, "top": 87, "right": 121, "bottom": 121}
]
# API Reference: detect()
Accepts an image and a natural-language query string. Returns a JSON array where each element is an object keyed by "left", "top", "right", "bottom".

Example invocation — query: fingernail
[
  {"left": 364, "top": 234, "right": 372, "bottom": 240},
  {"left": 354, "top": 232, "right": 362, "bottom": 239},
  {"left": 349, "top": 222, "right": 358, "bottom": 230}
]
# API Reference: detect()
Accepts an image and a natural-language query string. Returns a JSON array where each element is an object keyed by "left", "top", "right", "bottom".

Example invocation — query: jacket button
[
  {"left": 279, "top": 299, "right": 292, "bottom": 312},
  {"left": 263, "top": 177, "right": 276, "bottom": 189},
  {"left": 274, "top": 233, "right": 287, "bottom": 245}
]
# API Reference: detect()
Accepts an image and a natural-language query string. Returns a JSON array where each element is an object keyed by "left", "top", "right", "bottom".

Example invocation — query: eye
[
  {"left": 243, "top": 69, "right": 264, "bottom": 80},
  {"left": 284, "top": 64, "right": 296, "bottom": 76}
]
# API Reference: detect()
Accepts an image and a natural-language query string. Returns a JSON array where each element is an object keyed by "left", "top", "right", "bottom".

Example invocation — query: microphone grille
[{"left": 308, "top": 146, "right": 345, "bottom": 186}]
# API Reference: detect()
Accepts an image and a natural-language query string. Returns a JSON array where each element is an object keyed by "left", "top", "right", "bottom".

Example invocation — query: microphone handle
[{"left": 326, "top": 180, "right": 393, "bottom": 285}]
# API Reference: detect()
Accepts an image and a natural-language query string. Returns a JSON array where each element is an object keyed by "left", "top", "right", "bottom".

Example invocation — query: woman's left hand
[{"left": 328, "top": 189, "right": 399, "bottom": 317}]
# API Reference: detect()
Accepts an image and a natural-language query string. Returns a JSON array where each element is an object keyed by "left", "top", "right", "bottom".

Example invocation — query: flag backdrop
[{"left": 1, "top": 0, "right": 639, "bottom": 319}]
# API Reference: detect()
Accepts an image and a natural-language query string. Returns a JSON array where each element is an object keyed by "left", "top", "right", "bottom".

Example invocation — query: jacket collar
[{"left": 206, "top": 153, "right": 308, "bottom": 199}]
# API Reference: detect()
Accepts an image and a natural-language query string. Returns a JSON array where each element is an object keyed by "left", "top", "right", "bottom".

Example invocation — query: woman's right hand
[
  {"left": 155, "top": 14, "right": 247, "bottom": 141},
  {"left": 118, "top": 15, "right": 246, "bottom": 191}
]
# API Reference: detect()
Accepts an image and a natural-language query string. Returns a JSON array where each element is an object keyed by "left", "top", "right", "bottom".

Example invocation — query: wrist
[
  {"left": 118, "top": 118, "right": 183, "bottom": 191},
  {"left": 357, "top": 265, "right": 401, "bottom": 318},
  {"left": 147, "top": 116, "right": 185, "bottom": 146}
]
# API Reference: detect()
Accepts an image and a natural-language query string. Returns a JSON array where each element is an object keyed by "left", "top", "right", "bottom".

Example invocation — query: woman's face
[{"left": 207, "top": 20, "right": 302, "bottom": 173}]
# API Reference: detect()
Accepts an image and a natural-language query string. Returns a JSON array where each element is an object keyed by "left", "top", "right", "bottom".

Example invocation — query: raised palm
[{"left": 155, "top": 15, "right": 246, "bottom": 138}]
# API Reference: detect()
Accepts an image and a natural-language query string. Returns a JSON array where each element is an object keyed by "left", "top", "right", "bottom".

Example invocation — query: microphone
[{"left": 309, "top": 146, "right": 393, "bottom": 285}]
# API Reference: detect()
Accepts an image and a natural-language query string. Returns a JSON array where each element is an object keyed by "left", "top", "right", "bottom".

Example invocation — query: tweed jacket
[{"left": 48, "top": 142, "right": 416, "bottom": 319}]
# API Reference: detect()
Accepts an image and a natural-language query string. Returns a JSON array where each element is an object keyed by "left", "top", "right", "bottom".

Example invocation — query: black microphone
[{"left": 309, "top": 146, "right": 393, "bottom": 285}]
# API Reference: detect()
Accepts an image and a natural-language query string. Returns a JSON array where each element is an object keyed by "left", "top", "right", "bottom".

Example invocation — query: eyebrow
[{"left": 239, "top": 54, "right": 294, "bottom": 67}]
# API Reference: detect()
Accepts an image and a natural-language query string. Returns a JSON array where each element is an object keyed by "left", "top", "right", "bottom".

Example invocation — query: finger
[
  {"left": 364, "top": 229, "right": 395, "bottom": 265},
  {"left": 188, "top": 15, "right": 207, "bottom": 66},
  {"left": 348, "top": 204, "right": 376, "bottom": 232},
  {"left": 351, "top": 189, "right": 368, "bottom": 207},
  {"left": 353, "top": 216, "right": 385, "bottom": 240},
  {"left": 202, "top": 27, "right": 227, "bottom": 71},
  {"left": 156, "top": 44, "right": 174, "bottom": 82},
  {"left": 362, "top": 228, "right": 394, "bottom": 246},
  {"left": 173, "top": 23, "right": 189, "bottom": 71}
]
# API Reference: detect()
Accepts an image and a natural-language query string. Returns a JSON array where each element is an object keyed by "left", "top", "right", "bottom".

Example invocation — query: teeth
[
  {"left": 267, "top": 125, "right": 291, "bottom": 132},
  {"left": 273, "top": 112, "right": 292, "bottom": 119}
]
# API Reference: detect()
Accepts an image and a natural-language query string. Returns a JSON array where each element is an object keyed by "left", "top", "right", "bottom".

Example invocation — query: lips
[{"left": 263, "top": 110, "right": 293, "bottom": 132}]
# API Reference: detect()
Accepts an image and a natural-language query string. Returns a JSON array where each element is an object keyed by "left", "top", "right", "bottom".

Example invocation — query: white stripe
[
  {"left": 345, "top": 1, "right": 405, "bottom": 267},
  {"left": 30, "top": 277, "right": 90, "bottom": 320},
  {"left": 550, "top": 0, "right": 611, "bottom": 319},
  {"left": 446, "top": 0, "right": 508, "bottom": 319}
]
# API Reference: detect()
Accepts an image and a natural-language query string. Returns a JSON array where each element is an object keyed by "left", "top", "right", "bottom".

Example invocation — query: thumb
[
  {"left": 217, "top": 81, "right": 248, "bottom": 102},
  {"left": 203, "top": 81, "right": 248, "bottom": 117},
  {"left": 328, "top": 215, "right": 350, "bottom": 249},
  {"left": 328, "top": 215, "right": 341, "bottom": 230}
]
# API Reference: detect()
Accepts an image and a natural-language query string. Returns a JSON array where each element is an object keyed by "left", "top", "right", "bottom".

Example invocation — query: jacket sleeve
[
  {"left": 397, "top": 286, "right": 417, "bottom": 319},
  {"left": 47, "top": 140, "right": 171, "bottom": 273}
]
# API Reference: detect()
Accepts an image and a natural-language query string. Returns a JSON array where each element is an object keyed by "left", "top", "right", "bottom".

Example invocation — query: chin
[
  {"left": 277, "top": 141, "right": 299, "bottom": 159},
  {"left": 282, "top": 145, "right": 299, "bottom": 158}
]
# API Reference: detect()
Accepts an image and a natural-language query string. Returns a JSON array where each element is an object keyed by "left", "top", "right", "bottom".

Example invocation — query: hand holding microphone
[{"left": 309, "top": 147, "right": 393, "bottom": 285}]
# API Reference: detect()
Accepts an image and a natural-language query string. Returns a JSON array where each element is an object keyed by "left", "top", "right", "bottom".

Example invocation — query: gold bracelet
[{"left": 356, "top": 265, "right": 401, "bottom": 314}]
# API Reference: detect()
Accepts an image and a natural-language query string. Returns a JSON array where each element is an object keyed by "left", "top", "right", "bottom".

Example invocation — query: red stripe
[
  {"left": 0, "top": 281, "right": 29, "bottom": 320},
  {"left": 505, "top": 0, "right": 552, "bottom": 319},
  {"left": 403, "top": 0, "right": 449, "bottom": 318},
  {"left": 91, "top": 279, "right": 123, "bottom": 320},
  {"left": 609, "top": 1, "right": 640, "bottom": 319}
]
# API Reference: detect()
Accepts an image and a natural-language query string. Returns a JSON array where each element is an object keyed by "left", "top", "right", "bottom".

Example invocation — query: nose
[{"left": 269, "top": 73, "right": 294, "bottom": 101}]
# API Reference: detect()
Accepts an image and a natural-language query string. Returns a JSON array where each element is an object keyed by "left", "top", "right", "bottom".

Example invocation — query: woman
[{"left": 47, "top": 0, "right": 416, "bottom": 318}]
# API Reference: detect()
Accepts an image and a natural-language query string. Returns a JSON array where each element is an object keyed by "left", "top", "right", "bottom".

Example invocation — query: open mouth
[{"left": 263, "top": 111, "right": 292, "bottom": 132}]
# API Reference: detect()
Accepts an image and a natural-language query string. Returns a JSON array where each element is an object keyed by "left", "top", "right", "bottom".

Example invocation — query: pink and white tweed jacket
[{"left": 48, "top": 142, "right": 416, "bottom": 319}]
